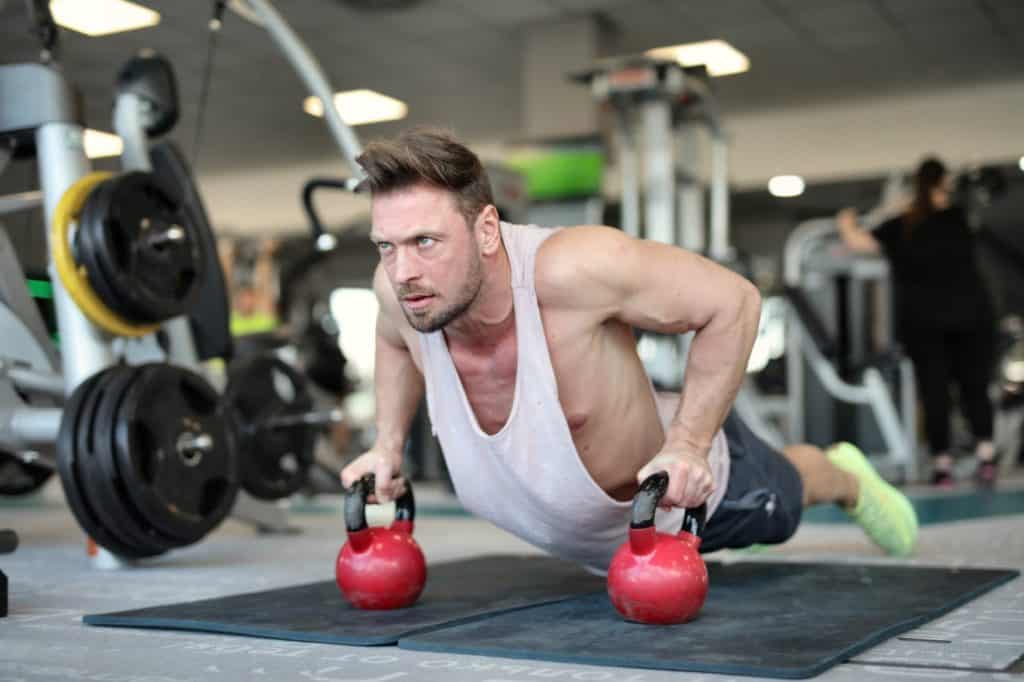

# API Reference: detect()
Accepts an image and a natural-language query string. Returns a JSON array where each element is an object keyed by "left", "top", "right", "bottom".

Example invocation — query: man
[{"left": 342, "top": 128, "right": 918, "bottom": 573}]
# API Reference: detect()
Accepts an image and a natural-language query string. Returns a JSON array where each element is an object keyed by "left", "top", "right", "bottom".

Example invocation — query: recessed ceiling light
[
  {"left": 768, "top": 175, "right": 805, "bottom": 198},
  {"left": 83, "top": 129, "right": 123, "bottom": 159},
  {"left": 49, "top": 0, "right": 160, "bottom": 37},
  {"left": 645, "top": 40, "right": 750, "bottom": 77},
  {"left": 303, "top": 90, "right": 408, "bottom": 126}
]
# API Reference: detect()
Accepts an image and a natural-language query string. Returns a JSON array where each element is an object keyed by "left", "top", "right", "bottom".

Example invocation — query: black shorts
[{"left": 700, "top": 412, "right": 804, "bottom": 553}]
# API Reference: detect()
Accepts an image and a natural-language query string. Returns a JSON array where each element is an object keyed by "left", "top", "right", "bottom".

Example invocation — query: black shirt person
[{"left": 837, "top": 157, "right": 997, "bottom": 487}]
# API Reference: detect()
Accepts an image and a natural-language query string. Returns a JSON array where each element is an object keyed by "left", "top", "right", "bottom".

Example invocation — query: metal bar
[
  {"left": 4, "top": 364, "right": 65, "bottom": 399},
  {"left": 613, "top": 106, "right": 639, "bottom": 238},
  {"left": 242, "top": 0, "right": 364, "bottom": 177},
  {"left": 265, "top": 408, "right": 344, "bottom": 430},
  {"left": 113, "top": 92, "right": 151, "bottom": 172},
  {"left": 642, "top": 99, "right": 673, "bottom": 244},
  {"left": 3, "top": 406, "right": 61, "bottom": 444},
  {"left": 709, "top": 134, "right": 730, "bottom": 261},
  {"left": 36, "top": 123, "right": 113, "bottom": 394},
  {"left": 863, "top": 368, "right": 913, "bottom": 478},
  {"left": 0, "top": 191, "right": 43, "bottom": 216}
]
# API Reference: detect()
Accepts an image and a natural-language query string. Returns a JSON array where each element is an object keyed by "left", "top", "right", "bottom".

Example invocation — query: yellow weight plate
[{"left": 50, "top": 172, "right": 160, "bottom": 338}]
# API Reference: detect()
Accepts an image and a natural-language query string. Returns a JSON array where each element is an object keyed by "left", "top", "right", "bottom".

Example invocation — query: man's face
[{"left": 370, "top": 183, "right": 483, "bottom": 332}]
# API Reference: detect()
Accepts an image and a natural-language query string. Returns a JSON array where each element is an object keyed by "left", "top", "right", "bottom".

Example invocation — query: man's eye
[
  {"left": 377, "top": 242, "right": 393, "bottom": 253},
  {"left": 417, "top": 236, "right": 435, "bottom": 247}
]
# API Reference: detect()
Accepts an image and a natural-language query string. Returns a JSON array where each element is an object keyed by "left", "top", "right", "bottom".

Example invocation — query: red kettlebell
[
  {"left": 607, "top": 471, "right": 708, "bottom": 625},
  {"left": 336, "top": 473, "right": 427, "bottom": 610}
]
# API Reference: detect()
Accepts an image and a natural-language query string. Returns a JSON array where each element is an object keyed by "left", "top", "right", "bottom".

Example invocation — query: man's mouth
[{"left": 402, "top": 294, "right": 434, "bottom": 310}]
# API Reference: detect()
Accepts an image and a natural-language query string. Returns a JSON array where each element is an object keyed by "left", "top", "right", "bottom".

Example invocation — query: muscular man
[{"left": 342, "top": 128, "right": 918, "bottom": 572}]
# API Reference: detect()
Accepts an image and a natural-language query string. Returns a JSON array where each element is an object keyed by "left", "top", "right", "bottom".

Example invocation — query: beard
[{"left": 399, "top": 252, "right": 483, "bottom": 333}]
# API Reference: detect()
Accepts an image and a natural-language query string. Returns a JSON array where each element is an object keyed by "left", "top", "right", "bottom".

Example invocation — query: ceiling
[{"left": 1, "top": 0, "right": 1022, "bottom": 176}]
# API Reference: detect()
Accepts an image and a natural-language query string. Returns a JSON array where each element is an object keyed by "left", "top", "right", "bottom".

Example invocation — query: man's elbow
[{"left": 739, "top": 279, "right": 762, "bottom": 334}]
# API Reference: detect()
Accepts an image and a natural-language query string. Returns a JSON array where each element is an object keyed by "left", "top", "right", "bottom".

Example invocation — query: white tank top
[{"left": 417, "top": 222, "right": 729, "bottom": 572}]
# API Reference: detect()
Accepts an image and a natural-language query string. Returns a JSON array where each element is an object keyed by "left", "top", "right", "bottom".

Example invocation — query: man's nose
[{"left": 393, "top": 247, "right": 420, "bottom": 284}]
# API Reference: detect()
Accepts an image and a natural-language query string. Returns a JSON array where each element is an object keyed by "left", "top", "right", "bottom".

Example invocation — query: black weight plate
[
  {"left": 114, "top": 364, "right": 238, "bottom": 543},
  {"left": 224, "top": 355, "right": 316, "bottom": 500},
  {"left": 0, "top": 451, "right": 52, "bottom": 496},
  {"left": 55, "top": 372, "right": 157, "bottom": 559},
  {"left": 77, "top": 366, "right": 176, "bottom": 554},
  {"left": 76, "top": 179, "right": 139, "bottom": 322},
  {"left": 93, "top": 173, "right": 203, "bottom": 322}
]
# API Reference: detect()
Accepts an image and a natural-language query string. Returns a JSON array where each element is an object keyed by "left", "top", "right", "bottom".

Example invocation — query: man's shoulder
[{"left": 535, "top": 225, "right": 629, "bottom": 308}]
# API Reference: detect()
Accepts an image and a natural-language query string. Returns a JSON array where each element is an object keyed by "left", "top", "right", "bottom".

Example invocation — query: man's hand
[
  {"left": 636, "top": 450, "right": 714, "bottom": 510},
  {"left": 341, "top": 448, "right": 405, "bottom": 503}
]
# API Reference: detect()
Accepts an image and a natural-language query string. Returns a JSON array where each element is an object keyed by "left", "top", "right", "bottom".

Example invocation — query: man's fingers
[{"left": 374, "top": 457, "right": 396, "bottom": 501}]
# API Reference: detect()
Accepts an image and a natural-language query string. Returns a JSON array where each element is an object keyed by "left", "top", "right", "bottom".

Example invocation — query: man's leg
[
  {"left": 780, "top": 444, "right": 858, "bottom": 508},
  {"left": 790, "top": 441, "right": 918, "bottom": 557},
  {"left": 713, "top": 412, "right": 917, "bottom": 557}
]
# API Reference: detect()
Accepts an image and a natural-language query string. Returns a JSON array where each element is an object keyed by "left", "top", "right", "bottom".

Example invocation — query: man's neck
[{"left": 445, "top": 243, "right": 514, "bottom": 351}]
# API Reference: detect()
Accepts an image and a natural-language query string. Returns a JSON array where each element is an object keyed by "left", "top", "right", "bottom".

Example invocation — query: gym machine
[
  {"left": 781, "top": 218, "right": 918, "bottom": 482},
  {"left": 574, "top": 56, "right": 783, "bottom": 448},
  {"left": 0, "top": 0, "right": 361, "bottom": 563}
]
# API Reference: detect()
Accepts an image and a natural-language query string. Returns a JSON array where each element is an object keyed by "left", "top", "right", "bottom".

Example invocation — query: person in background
[
  {"left": 219, "top": 238, "right": 281, "bottom": 338},
  {"left": 838, "top": 157, "right": 998, "bottom": 487}
]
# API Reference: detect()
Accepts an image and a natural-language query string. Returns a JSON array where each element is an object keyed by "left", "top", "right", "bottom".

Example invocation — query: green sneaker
[{"left": 826, "top": 442, "right": 918, "bottom": 557}]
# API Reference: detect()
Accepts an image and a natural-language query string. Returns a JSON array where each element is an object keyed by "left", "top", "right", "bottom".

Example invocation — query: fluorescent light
[
  {"left": 645, "top": 40, "right": 750, "bottom": 77},
  {"left": 50, "top": 0, "right": 160, "bottom": 37},
  {"left": 83, "top": 129, "right": 123, "bottom": 159},
  {"left": 303, "top": 90, "right": 408, "bottom": 126},
  {"left": 768, "top": 175, "right": 805, "bottom": 198},
  {"left": 1019, "top": 156, "right": 1024, "bottom": 172}
]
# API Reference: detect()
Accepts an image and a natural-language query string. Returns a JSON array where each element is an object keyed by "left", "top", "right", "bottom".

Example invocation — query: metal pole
[
  {"left": 0, "top": 406, "right": 62, "bottom": 449},
  {"left": 113, "top": 93, "right": 151, "bottom": 172},
  {"left": 243, "top": 0, "right": 364, "bottom": 180},
  {"left": 36, "top": 123, "right": 113, "bottom": 393},
  {"left": 677, "top": 124, "right": 704, "bottom": 252},
  {"left": 709, "top": 133, "right": 730, "bottom": 261},
  {"left": 0, "top": 191, "right": 43, "bottom": 216},
  {"left": 613, "top": 106, "right": 639, "bottom": 238},
  {"left": 642, "top": 99, "right": 674, "bottom": 244}
]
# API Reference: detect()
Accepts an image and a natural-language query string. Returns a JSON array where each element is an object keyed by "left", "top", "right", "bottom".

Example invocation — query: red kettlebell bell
[
  {"left": 336, "top": 473, "right": 427, "bottom": 610},
  {"left": 607, "top": 471, "right": 708, "bottom": 625}
]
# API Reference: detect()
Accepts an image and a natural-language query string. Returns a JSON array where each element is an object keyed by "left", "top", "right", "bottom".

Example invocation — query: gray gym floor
[{"left": 4, "top": 479, "right": 1024, "bottom": 682}]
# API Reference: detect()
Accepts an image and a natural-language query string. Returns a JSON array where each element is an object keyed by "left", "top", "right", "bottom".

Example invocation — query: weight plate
[
  {"left": 114, "top": 364, "right": 238, "bottom": 543},
  {"left": 55, "top": 372, "right": 159, "bottom": 559},
  {"left": 224, "top": 354, "right": 316, "bottom": 500},
  {"left": 75, "top": 178, "right": 136, "bottom": 323},
  {"left": 0, "top": 452, "right": 52, "bottom": 496},
  {"left": 98, "top": 173, "right": 203, "bottom": 321},
  {"left": 77, "top": 366, "right": 175, "bottom": 554}
]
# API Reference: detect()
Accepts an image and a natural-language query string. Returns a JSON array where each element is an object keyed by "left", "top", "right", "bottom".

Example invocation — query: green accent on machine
[
  {"left": 25, "top": 277, "right": 58, "bottom": 345},
  {"left": 26, "top": 278, "right": 52, "bottom": 299},
  {"left": 505, "top": 149, "right": 604, "bottom": 201}
]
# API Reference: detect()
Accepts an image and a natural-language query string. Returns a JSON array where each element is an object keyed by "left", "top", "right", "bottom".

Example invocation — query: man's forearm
[
  {"left": 664, "top": 285, "right": 761, "bottom": 456},
  {"left": 373, "top": 338, "right": 425, "bottom": 456}
]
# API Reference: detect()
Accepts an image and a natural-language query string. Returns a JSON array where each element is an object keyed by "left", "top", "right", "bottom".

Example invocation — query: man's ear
[{"left": 475, "top": 205, "right": 502, "bottom": 256}]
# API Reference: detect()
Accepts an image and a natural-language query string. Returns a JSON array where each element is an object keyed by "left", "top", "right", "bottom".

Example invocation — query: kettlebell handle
[
  {"left": 632, "top": 471, "right": 706, "bottom": 537},
  {"left": 344, "top": 473, "right": 416, "bottom": 534}
]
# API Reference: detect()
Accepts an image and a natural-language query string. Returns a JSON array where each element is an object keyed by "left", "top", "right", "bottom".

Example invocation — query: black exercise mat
[
  {"left": 400, "top": 561, "right": 1019, "bottom": 679},
  {"left": 84, "top": 554, "right": 604, "bottom": 646}
]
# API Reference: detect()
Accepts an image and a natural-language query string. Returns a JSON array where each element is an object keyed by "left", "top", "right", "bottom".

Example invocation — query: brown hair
[
  {"left": 903, "top": 156, "right": 947, "bottom": 232},
  {"left": 355, "top": 127, "right": 494, "bottom": 228}
]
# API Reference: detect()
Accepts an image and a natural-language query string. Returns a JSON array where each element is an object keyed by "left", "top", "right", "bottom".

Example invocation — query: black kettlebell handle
[
  {"left": 631, "top": 471, "right": 706, "bottom": 537},
  {"left": 344, "top": 473, "right": 416, "bottom": 533}
]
